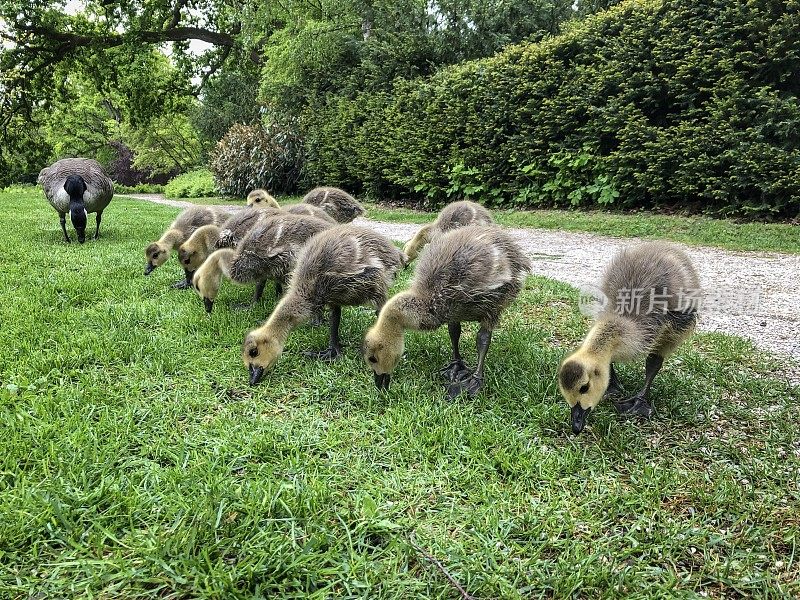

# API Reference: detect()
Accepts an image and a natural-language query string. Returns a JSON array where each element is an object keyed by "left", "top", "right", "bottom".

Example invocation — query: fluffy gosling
[{"left": 559, "top": 241, "right": 700, "bottom": 434}]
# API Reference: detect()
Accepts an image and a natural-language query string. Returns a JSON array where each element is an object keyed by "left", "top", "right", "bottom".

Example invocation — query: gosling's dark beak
[
  {"left": 144, "top": 262, "right": 155, "bottom": 275},
  {"left": 374, "top": 372, "right": 391, "bottom": 391},
  {"left": 249, "top": 364, "right": 264, "bottom": 386},
  {"left": 203, "top": 297, "right": 214, "bottom": 313},
  {"left": 571, "top": 404, "right": 589, "bottom": 434}
]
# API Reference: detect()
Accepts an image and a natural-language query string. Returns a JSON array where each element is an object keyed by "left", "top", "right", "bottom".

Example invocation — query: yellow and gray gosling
[
  {"left": 177, "top": 224, "right": 222, "bottom": 274},
  {"left": 285, "top": 203, "right": 337, "bottom": 223},
  {"left": 178, "top": 207, "right": 282, "bottom": 275},
  {"left": 242, "top": 225, "right": 405, "bottom": 385},
  {"left": 246, "top": 189, "right": 279, "bottom": 208},
  {"left": 559, "top": 241, "right": 700, "bottom": 434},
  {"left": 38, "top": 158, "right": 114, "bottom": 243},
  {"left": 403, "top": 200, "right": 494, "bottom": 263},
  {"left": 144, "top": 206, "right": 228, "bottom": 288},
  {"left": 192, "top": 213, "right": 332, "bottom": 313},
  {"left": 364, "top": 226, "right": 529, "bottom": 398},
  {"left": 302, "top": 186, "right": 365, "bottom": 223}
]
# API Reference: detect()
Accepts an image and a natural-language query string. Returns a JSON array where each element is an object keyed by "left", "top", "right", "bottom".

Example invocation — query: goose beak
[
  {"left": 249, "top": 364, "right": 265, "bottom": 386},
  {"left": 203, "top": 298, "right": 214, "bottom": 314},
  {"left": 144, "top": 263, "right": 155, "bottom": 275},
  {"left": 374, "top": 372, "right": 391, "bottom": 391},
  {"left": 571, "top": 404, "right": 589, "bottom": 434}
]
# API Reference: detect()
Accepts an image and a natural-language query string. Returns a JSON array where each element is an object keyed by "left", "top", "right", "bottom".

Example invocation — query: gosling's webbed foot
[
  {"left": 303, "top": 346, "right": 343, "bottom": 362},
  {"left": 446, "top": 374, "right": 484, "bottom": 399},
  {"left": 612, "top": 397, "right": 636, "bottom": 413},
  {"left": 173, "top": 278, "right": 192, "bottom": 290},
  {"left": 438, "top": 359, "right": 470, "bottom": 382},
  {"left": 616, "top": 395, "right": 653, "bottom": 418}
]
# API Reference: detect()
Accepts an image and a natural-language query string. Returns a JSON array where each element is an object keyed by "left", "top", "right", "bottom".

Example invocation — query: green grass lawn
[
  {"left": 364, "top": 203, "right": 800, "bottom": 255},
  {"left": 1, "top": 189, "right": 798, "bottom": 598}
]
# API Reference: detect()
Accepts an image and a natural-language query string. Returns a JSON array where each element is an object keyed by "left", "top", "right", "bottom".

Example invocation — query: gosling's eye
[
  {"left": 579, "top": 383, "right": 590, "bottom": 394},
  {"left": 368, "top": 356, "right": 377, "bottom": 364},
  {"left": 248, "top": 347, "right": 259, "bottom": 358},
  {"left": 255, "top": 198, "right": 261, "bottom": 203}
]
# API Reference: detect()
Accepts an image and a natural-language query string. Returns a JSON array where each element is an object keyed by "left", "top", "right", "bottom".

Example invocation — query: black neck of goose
[{"left": 69, "top": 198, "right": 88, "bottom": 243}]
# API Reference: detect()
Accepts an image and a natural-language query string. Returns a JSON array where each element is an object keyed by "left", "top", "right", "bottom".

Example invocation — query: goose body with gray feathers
[
  {"left": 302, "top": 186, "right": 365, "bottom": 223},
  {"left": 38, "top": 158, "right": 115, "bottom": 243}
]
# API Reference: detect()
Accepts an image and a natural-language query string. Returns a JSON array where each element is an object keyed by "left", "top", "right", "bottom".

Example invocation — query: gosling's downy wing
[{"left": 416, "top": 226, "right": 530, "bottom": 324}]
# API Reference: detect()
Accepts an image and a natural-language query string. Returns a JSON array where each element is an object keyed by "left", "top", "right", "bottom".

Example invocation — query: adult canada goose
[
  {"left": 144, "top": 206, "right": 228, "bottom": 288},
  {"left": 403, "top": 200, "right": 494, "bottom": 263},
  {"left": 246, "top": 189, "right": 279, "bottom": 208},
  {"left": 559, "top": 241, "right": 700, "bottom": 434},
  {"left": 285, "top": 203, "right": 337, "bottom": 223},
  {"left": 302, "top": 186, "right": 365, "bottom": 223},
  {"left": 192, "top": 213, "right": 333, "bottom": 313},
  {"left": 242, "top": 225, "right": 405, "bottom": 385},
  {"left": 38, "top": 158, "right": 114, "bottom": 243},
  {"left": 364, "top": 226, "right": 529, "bottom": 398}
]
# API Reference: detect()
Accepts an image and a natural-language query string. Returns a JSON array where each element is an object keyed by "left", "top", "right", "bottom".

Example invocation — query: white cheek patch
[{"left": 84, "top": 209, "right": 89, "bottom": 220}]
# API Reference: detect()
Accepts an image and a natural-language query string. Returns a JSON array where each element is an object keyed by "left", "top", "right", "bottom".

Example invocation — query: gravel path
[{"left": 123, "top": 194, "right": 800, "bottom": 372}]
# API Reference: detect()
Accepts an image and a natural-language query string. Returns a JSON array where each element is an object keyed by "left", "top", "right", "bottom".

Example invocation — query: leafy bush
[
  {"left": 209, "top": 122, "right": 304, "bottom": 197},
  {"left": 302, "top": 0, "right": 800, "bottom": 217},
  {"left": 107, "top": 141, "right": 176, "bottom": 186},
  {"left": 164, "top": 169, "right": 217, "bottom": 198}
]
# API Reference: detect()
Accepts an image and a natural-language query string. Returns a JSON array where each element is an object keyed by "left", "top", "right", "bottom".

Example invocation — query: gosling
[
  {"left": 144, "top": 206, "right": 228, "bottom": 288},
  {"left": 246, "top": 189, "right": 280, "bottom": 208},
  {"left": 242, "top": 225, "right": 405, "bottom": 385},
  {"left": 364, "top": 226, "right": 529, "bottom": 398},
  {"left": 302, "top": 186, "right": 365, "bottom": 223},
  {"left": 559, "top": 241, "right": 700, "bottom": 434},
  {"left": 403, "top": 200, "right": 494, "bottom": 263},
  {"left": 285, "top": 203, "right": 337, "bottom": 223},
  {"left": 178, "top": 206, "right": 282, "bottom": 273},
  {"left": 193, "top": 213, "right": 332, "bottom": 313}
]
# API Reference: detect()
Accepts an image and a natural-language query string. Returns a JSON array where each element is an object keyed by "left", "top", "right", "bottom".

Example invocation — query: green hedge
[
  {"left": 302, "top": 0, "right": 800, "bottom": 217},
  {"left": 164, "top": 169, "right": 217, "bottom": 199}
]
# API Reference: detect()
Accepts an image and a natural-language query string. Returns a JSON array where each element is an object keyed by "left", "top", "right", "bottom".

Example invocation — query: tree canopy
[{"left": 0, "top": 0, "right": 596, "bottom": 184}]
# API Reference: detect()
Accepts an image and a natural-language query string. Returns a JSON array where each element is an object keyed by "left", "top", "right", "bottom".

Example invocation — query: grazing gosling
[
  {"left": 246, "top": 189, "right": 279, "bottom": 208},
  {"left": 193, "top": 213, "right": 332, "bottom": 313},
  {"left": 403, "top": 200, "right": 494, "bottom": 263},
  {"left": 364, "top": 226, "right": 529, "bottom": 397},
  {"left": 559, "top": 241, "right": 700, "bottom": 434},
  {"left": 242, "top": 225, "right": 405, "bottom": 385},
  {"left": 285, "top": 203, "right": 337, "bottom": 223},
  {"left": 302, "top": 186, "right": 365, "bottom": 223},
  {"left": 144, "top": 206, "right": 228, "bottom": 288},
  {"left": 177, "top": 225, "right": 222, "bottom": 274},
  {"left": 179, "top": 207, "right": 280, "bottom": 274}
]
